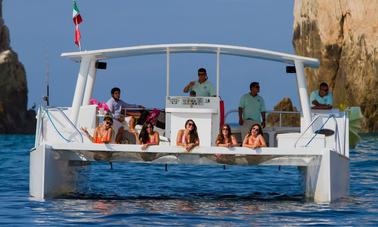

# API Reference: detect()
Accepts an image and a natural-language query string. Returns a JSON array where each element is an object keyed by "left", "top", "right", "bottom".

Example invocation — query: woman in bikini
[
  {"left": 81, "top": 115, "right": 114, "bottom": 144},
  {"left": 216, "top": 124, "right": 238, "bottom": 147},
  {"left": 176, "top": 119, "right": 200, "bottom": 152},
  {"left": 242, "top": 123, "right": 267, "bottom": 149},
  {"left": 138, "top": 122, "right": 159, "bottom": 150}
]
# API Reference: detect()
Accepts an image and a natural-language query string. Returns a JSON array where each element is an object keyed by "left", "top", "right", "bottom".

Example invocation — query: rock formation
[
  {"left": 0, "top": 0, "right": 35, "bottom": 133},
  {"left": 293, "top": 0, "right": 378, "bottom": 132},
  {"left": 267, "top": 98, "right": 300, "bottom": 128}
]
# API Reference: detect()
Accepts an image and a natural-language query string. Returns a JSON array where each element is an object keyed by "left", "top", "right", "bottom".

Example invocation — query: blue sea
[{"left": 0, "top": 135, "right": 377, "bottom": 226}]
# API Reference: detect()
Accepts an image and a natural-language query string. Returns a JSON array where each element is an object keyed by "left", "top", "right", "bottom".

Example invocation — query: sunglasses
[
  {"left": 251, "top": 127, "right": 259, "bottom": 132},
  {"left": 198, "top": 73, "right": 206, "bottom": 76},
  {"left": 222, "top": 128, "right": 228, "bottom": 131},
  {"left": 105, "top": 121, "right": 112, "bottom": 125},
  {"left": 187, "top": 123, "right": 194, "bottom": 126}
]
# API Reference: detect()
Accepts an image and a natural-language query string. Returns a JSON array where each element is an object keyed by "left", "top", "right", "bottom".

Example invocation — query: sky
[{"left": 4, "top": 0, "right": 298, "bottom": 120}]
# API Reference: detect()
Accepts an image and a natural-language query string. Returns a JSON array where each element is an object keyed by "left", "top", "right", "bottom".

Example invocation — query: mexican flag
[
  {"left": 72, "top": 0, "right": 83, "bottom": 47},
  {"left": 72, "top": 0, "right": 83, "bottom": 25}
]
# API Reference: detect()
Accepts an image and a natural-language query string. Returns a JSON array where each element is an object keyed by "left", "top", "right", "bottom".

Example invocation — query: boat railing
[
  {"left": 294, "top": 115, "right": 322, "bottom": 148},
  {"left": 41, "top": 106, "right": 84, "bottom": 143},
  {"left": 224, "top": 109, "right": 300, "bottom": 128},
  {"left": 294, "top": 114, "right": 343, "bottom": 155},
  {"left": 331, "top": 114, "right": 342, "bottom": 155},
  {"left": 34, "top": 106, "right": 43, "bottom": 148}
]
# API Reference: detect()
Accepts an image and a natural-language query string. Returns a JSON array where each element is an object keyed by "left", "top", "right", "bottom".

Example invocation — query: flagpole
[{"left": 44, "top": 49, "right": 50, "bottom": 106}]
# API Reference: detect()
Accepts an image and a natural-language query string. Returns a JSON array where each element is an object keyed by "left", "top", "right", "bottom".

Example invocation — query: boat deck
[{"left": 47, "top": 143, "right": 325, "bottom": 166}]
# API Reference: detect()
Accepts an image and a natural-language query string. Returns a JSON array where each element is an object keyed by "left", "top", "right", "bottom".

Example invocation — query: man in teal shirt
[
  {"left": 183, "top": 68, "right": 216, "bottom": 97},
  {"left": 310, "top": 82, "right": 333, "bottom": 109},
  {"left": 239, "top": 82, "right": 266, "bottom": 140}
]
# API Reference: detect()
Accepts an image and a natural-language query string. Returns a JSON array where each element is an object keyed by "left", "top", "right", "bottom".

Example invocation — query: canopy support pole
[
  {"left": 70, "top": 56, "right": 92, "bottom": 125},
  {"left": 82, "top": 60, "right": 97, "bottom": 105},
  {"left": 294, "top": 60, "right": 312, "bottom": 130},
  {"left": 166, "top": 48, "right": 170, "bottom": 97},
  {"left": 216, "top": 48, "right": 220, "bottom": 97}
]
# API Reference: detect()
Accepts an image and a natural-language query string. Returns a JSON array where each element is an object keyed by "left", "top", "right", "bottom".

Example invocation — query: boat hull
[{"left": 30, "top": 143, "right": 349, "bottom": 203}]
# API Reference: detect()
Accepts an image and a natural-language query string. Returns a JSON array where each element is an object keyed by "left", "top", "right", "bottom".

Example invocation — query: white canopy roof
[{"left": 61, "top": 43, "right": 320, "bottom": 67}]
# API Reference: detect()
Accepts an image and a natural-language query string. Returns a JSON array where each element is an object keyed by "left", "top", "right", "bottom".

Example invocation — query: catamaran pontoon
[{"left": 30, "top": 43, "right": 349, "bottom": 203}]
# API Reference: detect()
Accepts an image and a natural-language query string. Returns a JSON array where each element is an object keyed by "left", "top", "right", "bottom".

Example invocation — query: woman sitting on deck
[
  {"left": 242, "top": 123, "right": 267, "bottom": 149},
  {"left": 138, "top": 122, "right": 159, "bottom": 150},
  {"left": 216, "top": 124, "right": 238, "bottom": 147},
  {"left": 115, "top": 115, "right": 139, "bottom": 144},
  {"left": 81, "top": 115, "right": 115, "bottom": 144},
  {"left": 176, "top": 119, "right": 200, "bottom": 152}
]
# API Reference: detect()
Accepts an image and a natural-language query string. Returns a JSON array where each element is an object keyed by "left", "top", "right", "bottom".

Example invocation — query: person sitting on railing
[
  {"left": 176, "top": 119, "right": 200, "bottom": 152},
  {"left": 128, "top": 116, "right": 138, "bottom": 134},
  {"left": 113, "top": 112, "right": 127, "bottom": 133},
  {"left": 138, "top": 122, "right": 159, "bottom": 150},
  {"left": 106, "top": 87, "right": 144, "bottom": 122},
  {"left": 115, "top": 114, "right": 138, "bottom": 144},
  {"left": 81, "top": 115, "right": 114, "bottom": 144},
  {"left": 242, "top": 123, "right": 267, "bottom": 149},
  {"left": 238, "top": 82, "right": 266, "bottom": 140},
  {"left": 183, "top": 68, "right": 216, "bottom": 97},
  {"left": 216, "top": 124, "right": 238, "bottom": 147},
  {"left": 310, "top": 82, "right": 333, "bottom": 110}
]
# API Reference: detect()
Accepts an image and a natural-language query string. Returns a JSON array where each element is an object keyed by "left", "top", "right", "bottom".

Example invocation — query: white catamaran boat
[{"left": 30, "top": 44, "right": 350, "bottom": 203}]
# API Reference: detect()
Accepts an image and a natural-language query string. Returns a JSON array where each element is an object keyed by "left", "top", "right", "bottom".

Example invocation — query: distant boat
[{"left": 30, "top": 43, "right": 350, "bottom": 203}]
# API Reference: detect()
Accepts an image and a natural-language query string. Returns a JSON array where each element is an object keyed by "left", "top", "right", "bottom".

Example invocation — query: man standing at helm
[{"left": 183, "top": 68, "right": 216, "bottom": 97}]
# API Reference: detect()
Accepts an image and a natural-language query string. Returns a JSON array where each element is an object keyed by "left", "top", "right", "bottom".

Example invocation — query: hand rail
[
  {"left": 330, "top": 115, "right": 342, "bottom": 155},
  {"left": 295, "top": 114, "right": 343, "bottom": 155},
  {"left": 44, "top": 107, "right": 71, "bottom": 142},
  {"left": 303, "top": 114, "right": 334, "bottom": 147},
  {"left": 343, "top": 111, "right": 348, "bottom": 156},
  {"left": 53, "top": 107, "right": 84, "bottom": 143},
  {"left": 34, "top": 106, "right": 43, "bottom": 148},
  {"left": 42, "top": 106, "right": 84, "bottom": 143},
  {"left": 224, "top": 109, "right": 300, "bottom": 127},
  {"left": 294, "top": 114, "right": 322, "bottom": 147}
]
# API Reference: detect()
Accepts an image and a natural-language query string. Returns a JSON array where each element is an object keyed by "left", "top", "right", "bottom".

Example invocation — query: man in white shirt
[{"left": 106, "top": 87, "right": 144, "bottom": 120}]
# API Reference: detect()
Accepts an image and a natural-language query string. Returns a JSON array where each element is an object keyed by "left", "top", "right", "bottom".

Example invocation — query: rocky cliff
[
  {"left": 267, "top": 98, "right": 300, "bottom": 128},
  {"left": 0, "top": 0, "right": 35, "bottom": 133},
  {"left": 293, "top": 0, "right": 378, "bottom": 132}
]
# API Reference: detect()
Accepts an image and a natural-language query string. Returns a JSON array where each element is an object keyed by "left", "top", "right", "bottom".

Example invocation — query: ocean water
[{"left": 0, "top": 135, "right": 377, "bottom": 226}]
